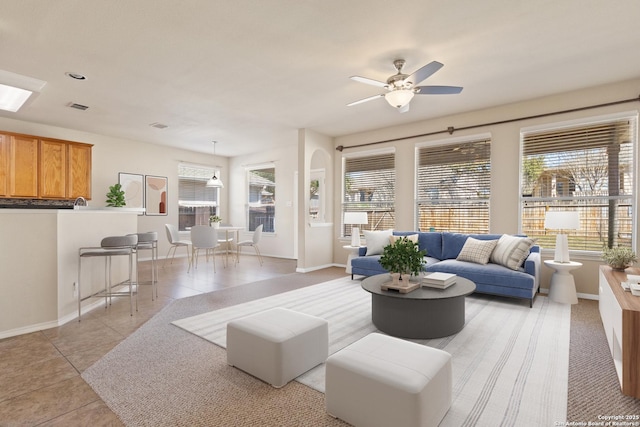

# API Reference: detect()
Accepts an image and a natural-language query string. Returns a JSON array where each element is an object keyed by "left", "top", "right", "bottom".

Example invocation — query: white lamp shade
[
  {"left": 385, "top": 89, "right": 414, "bottom": 108},
  {"left": 344, "top": 212, "right": 368, "bottom": 225},
  {"left": 544, "top": 211, "right": 580, "bottom": 230}
]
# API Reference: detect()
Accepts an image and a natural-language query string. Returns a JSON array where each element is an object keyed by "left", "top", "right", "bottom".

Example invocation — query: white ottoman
[
  {"left": 325, "top": 332, "right": 452, "bottom": 427},
  {"left": 226, "top": 307, "right": 328, "bottom": 388}
]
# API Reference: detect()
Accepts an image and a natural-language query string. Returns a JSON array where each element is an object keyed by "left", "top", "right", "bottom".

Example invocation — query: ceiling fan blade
[
  {"left": 350, "top": 75, "right": 388, "bottom": 88},
  {"left": 398, "top": 103, "right": 410, "bottom": 113},
  {"left": 347, "top": 93, "right": 385, "bottom": 106},
  {"left": 406, "top": 61, "right": 444, "bottom": 85},
  {"left": 414, "top": 85, "right": 463, "bottom": 95}
]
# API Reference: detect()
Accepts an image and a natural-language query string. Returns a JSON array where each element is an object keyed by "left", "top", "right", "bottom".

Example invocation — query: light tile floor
[{"left": 0, "top": 253, "right": 342, "bottom": 426}]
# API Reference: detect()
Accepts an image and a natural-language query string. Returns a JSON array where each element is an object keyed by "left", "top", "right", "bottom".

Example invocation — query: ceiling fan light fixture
[
  {"left": 206, "top": 140, "right": 224, "bottom": 188},
  {"left": 385, "top": 89, "right": 414, "bottom": 109}
]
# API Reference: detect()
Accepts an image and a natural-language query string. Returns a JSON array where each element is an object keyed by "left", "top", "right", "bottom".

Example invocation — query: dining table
[{"left": 217, "top": 225, "right": 244, "bottom": 266}]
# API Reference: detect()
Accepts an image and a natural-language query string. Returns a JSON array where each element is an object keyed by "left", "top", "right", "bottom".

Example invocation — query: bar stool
[
  {"left": 131, "top": 231, "right": 159, "bottom": 300},
  {"left": 78, "top": 234, "right": 138, "bottom": 321}
]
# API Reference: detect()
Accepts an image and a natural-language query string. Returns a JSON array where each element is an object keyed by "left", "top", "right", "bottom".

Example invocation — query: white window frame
[
  {"left": 415, "top": 134, "right": 492, "bottom": 233},
  {"left": 246, "top": 163, "right": 276, "bottom": 233},
  {"left": 519, "top": 112, "right": 637, "bottom": 255},
  {"left": 177, "top": 162, "right": 220, "bottom": 231},
  {"left": 341, "top": 147, "right": 396, "bottom": 238}
]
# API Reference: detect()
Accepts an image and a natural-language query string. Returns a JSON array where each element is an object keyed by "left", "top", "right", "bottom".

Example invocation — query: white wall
[{"left": 333, "top": 77, "right": 640, "bottom": 296}]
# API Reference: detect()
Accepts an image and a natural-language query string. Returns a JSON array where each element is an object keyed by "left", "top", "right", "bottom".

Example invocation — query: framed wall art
[
  {"left": 118, "top": 173, "right": 145, "bottom": 214},
  {"left": 145, "top": 175, "right": 168, "bottom": 215}
]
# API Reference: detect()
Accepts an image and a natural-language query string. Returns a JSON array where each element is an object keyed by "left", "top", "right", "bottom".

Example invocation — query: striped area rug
[{"left": 173, "top": 276, "right": 571, "bottom": 426}]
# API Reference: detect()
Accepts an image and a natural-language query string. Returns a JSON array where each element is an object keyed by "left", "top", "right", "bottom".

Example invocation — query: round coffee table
[{"left": 361, "top": 273, "right": 476, "bottom": 339}]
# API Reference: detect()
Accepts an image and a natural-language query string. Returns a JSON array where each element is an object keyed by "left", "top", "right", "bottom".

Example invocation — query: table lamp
[
  {"left": 544, "top": 211, "right": 580, "bottom": 263},
  {"left": 344, "top": 212, "right": 368, "bottom": 247}
]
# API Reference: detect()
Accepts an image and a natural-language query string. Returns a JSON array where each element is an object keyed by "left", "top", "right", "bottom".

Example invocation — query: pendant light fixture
[{"left": 206, "top": 140, "right": 224, "bottom": 188}]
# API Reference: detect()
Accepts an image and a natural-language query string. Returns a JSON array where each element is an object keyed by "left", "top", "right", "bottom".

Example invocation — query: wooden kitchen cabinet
[
  {"left": 0, "top": 134, "right": 7, "bottom": 196},
  {"left": 9, "top": 134, "right": 39, "bottom": 198},
  {"left": 0, "top": 131, "right": 92, "bottom": 200},
  {"left": 67, "top": 142, "right": 92, "bottom": 199},
  {"left": 39, "top": 139, "right": 68, "bottom": 198}
]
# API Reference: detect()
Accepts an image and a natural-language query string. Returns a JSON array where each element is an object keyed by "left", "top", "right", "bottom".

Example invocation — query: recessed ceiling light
[{"left": 65, "top": 72, "right": 86, "bottom": 80}]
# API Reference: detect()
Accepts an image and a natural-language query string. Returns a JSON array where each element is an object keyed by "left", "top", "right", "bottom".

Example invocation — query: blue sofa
[{"left": 350, "top": 231, "right": 541, "bottom": 307}]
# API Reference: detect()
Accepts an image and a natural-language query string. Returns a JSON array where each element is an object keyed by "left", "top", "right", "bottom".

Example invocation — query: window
[
  {"left": 247, "top": 165, "right": 275, "bottom": 232},
  {"left": 178, "top": 163, "right": 219, "bottom": 231},
  {"left": 342, "top": 151, "right": 395, "bottom": 237},
  {"left": 416, "top": 138, "right": 491, "bottom": 233},
  {"left": 520, "top": 115, "right": 637, "bottom": 251}
]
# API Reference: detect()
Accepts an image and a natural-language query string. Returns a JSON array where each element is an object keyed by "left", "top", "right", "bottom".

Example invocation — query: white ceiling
[{"left": 1, "top": 0, "right": 639, "bottom": 157}]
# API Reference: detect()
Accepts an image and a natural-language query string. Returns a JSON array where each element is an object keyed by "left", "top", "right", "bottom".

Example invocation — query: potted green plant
[
  {"left": 209, "top": 215, "right": 222, "bottom": 228},
  {"left": 105, "top": 183, "right": 126, "bottom": 207},
  {"left": 602, "top": 246, "right": 637, "bottom": 271},
  {"left": 379, "top": 237, "right": 426, "bottom": 285}
]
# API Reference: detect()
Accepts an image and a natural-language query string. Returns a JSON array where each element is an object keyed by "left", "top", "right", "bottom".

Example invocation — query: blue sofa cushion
[
  {"left": 393, "top": 231, "right": 443, "bottom": 260},
  {"left": 424, "top": 259, "right": 534, "bottom": 290},
  {"left": 441, "top": 232, "right": 502, "bottom": 260}
]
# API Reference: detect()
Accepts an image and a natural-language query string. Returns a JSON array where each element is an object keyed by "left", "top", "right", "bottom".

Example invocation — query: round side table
[
  {"left": 544, "top": 260, "right": 582, "bottom": 304},
  {"left": 343, "top": 245, "right": 362, "bottom": 274}
]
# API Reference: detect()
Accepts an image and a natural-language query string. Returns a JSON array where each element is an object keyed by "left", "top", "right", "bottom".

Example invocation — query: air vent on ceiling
[
  {"left": 150, "top": 122, "right": 168, "bottom": 129},
  {"left": 68, "top": 102, "right": 89, "bottom": 111}
]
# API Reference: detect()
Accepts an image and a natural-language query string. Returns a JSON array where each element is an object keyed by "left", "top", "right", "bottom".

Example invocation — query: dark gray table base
[
  {"left": 371, "top": 293, "right": 465, "bottom": 339},
  {"left": 362, "top": 274, "right": 476, "bottom": 339}
]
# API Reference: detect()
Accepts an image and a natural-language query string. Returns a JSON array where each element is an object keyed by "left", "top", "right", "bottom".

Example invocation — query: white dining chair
[
  {"left": 189, "top": 225, "right": 223, "bottom": 272},
  {"left": 236, "top": 224, "right": 264, "bottom": 266},
  {"left": 164, "top": 224, "right": 191, "bottom": 267}
]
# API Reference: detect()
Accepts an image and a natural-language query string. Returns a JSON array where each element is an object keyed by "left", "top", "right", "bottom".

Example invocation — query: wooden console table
[{"left": 598, "top": 265, "right": 640, "bottom": 399}]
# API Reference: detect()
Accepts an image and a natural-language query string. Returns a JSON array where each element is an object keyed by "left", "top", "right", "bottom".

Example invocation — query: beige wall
[{"left": 333, "top": 77, "right": 640, "bottom": 297}]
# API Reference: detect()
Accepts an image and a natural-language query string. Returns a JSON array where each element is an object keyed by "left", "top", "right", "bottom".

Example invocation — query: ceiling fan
[{"left": 348, "top": 59, "right": 463, "bottom": 113}]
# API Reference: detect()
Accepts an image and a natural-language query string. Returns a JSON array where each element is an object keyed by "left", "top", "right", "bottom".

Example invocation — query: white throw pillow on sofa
[
  {"left": 364, "top": 230, "right": 393, "bottom": 256},
  {"left": 456, "top": 237, "right": 498, "bottom": 265},
  {"left": 490, "top": 235, "right": 536, "bottom": 270}
]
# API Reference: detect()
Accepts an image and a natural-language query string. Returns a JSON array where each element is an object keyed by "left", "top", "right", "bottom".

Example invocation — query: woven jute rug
[{"left": 84, "top": 276, "right": 573, "bottom": 426}]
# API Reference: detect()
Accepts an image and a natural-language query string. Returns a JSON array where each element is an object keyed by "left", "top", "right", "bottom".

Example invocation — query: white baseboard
[
  {"left": 577, "top": 291, "right": 598, "bottom": 301},
  {"left": 296, "top": 263, "right": 342, "bottom": 273},
  {"left": 538, "top": 287, "right": 598, "bottom": 301}
]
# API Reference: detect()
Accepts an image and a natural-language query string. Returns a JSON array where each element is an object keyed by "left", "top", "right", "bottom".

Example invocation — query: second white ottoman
[
  {"left": 227, "top": 307, "right": 328, "bottom": 388},
  {"left": 326, "top": 332, "right": 452, "bottom": 427}
]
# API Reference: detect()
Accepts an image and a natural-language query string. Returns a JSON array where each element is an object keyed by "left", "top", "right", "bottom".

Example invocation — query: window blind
[
  {"left": 416, "top": 138, "right": 491, "bottom": 234},
  {"left": 343, "top": 152, "right": 396, "bottom": 234},
  {"left": 178, "top": 164, "right": 218, "bottom": 207},
  {"left": 177, "top": 164, "right": 219, "bottom": 230},
  {"left": 520, "top": 117, "right": 636, "bottom": 251}
]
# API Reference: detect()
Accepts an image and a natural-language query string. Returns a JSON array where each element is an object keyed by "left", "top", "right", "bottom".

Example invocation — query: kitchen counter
[{"left": 0, "top": 209, "right": 139, "bottom": 338}]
